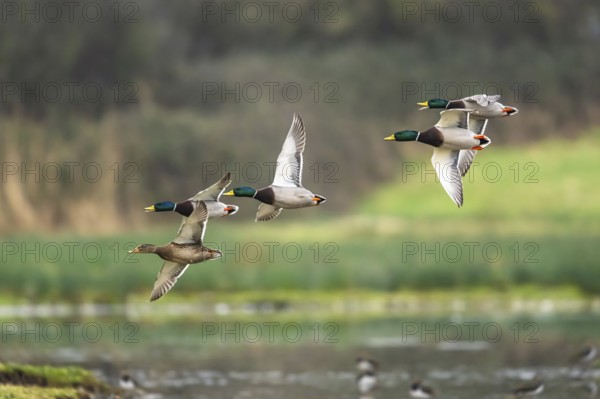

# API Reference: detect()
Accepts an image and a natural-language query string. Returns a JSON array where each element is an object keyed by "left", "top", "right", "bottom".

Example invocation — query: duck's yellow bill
[
  {"left": 417, "top": 101, "right": 429, "bottom": 107},
  {"left": 144, "top": 205, "right": 156, "bottom": 212},
  {"left": 223, "top": 190, "right": 235, "bottom": 196},
  {"left": 384, "top": 134, "right": 396, "bottom": 141}
]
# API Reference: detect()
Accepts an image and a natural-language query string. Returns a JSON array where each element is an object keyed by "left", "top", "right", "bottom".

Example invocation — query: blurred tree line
[{"left": 1, "top": 0, "right": 599, "bottom": 232}]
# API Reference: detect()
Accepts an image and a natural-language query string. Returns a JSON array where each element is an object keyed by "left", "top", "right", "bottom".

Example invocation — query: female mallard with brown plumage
[
  {"left": 129, "top": 201, "right": 221, "bottom": 301},
  {"left": 223, "top": 113, "right": 326, "bottom": 222}
]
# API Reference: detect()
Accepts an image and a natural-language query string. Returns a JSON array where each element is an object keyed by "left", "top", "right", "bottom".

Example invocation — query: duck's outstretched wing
[
  {"left": 458, "top": 118, "right": 488, "bottom": 177},
  {"left": 457, "top": 150, "right": 476, "bottom": 178},
  {"left": 468, "top": 117, "right": 488, "bottom": 135},
  {"left": 173, "top": 201, "right": 209, "bottom": 244},
  {"left": 150, "top": 261, "right": 189, "bottom": 301},
  {"left": 464, "top": 94, "right": 501, "bottom": 106},
  {"left": 272, "top": 114, "right": 306, "bottom": 188},
  {"left": 435, "top": 110, "right": 470, "bottom": 130},
  {"left": 191, "top": 172, "right": 231, "bottom": 201},
  {"left": 432, "top": 148, "right": 463, "bottom": 207},
  {"left": 255, "top": 203, "right": 283, "bottom": 222}
]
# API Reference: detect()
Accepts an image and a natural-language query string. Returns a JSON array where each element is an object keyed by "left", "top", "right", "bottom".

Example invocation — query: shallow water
[{"left": 1, "top": 310, "right": 599, "bottom": 398}]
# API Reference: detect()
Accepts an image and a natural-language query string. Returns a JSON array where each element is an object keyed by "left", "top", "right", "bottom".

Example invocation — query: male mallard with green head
[
  {"left": 418, "top": 94, "right": 517, "bottom": 177},
  {"left": 129, "top": 201, "right": 221, "bottom": 301},
  {"left": 384, "top": 110, "right": 491, "bottom": 207},
  {"left": 144, "top": 173, "right": 238, "bottom": 219},
  {"left": 223, "top": 113, "right": 326, "bottom": 221},
  {"left": 418, "top": 94, "right": 518, "bottom": 118}
]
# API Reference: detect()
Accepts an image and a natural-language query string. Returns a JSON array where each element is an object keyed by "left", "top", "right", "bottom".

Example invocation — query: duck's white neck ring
[{"left": 416, "top": 132, "right": 421, "bottom": 141}]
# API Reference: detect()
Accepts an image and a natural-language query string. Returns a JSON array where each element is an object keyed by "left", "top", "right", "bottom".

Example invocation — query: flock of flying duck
[
  {"left": 129, "top": 113, "right": 325, "bottom": 301},
  {"left": 385, "top": 94, "right": 518, "bottom": 207},
  {"left": 128, "top": 94, "right": 517, "bottom": 301}
]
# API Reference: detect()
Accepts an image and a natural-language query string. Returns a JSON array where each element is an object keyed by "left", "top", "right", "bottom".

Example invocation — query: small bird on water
[
  {"left": 512, "top": 379, "right": 544, "bottom": 397},
  {"left": 410, "top": 379, "right": 435, "bottom": 398},
  {"left": 356, "top": 356, "right": 378, "bottom": 373},
  {"left": 119, "top": 373, "right": 137, "bottom": 390},
  {"left": 357, "top": 370, "right": 377, "bottom": 395}
]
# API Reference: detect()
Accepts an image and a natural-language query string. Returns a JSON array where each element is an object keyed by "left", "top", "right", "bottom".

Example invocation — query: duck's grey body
[
  {"left": 253, "top": 186, "right": 325, "bottom": 222},
  {"left": 418, "top": 125, "right": 485, "bottom": 150},
  {"left": 453, "top": 94, "right": 518, "bottom": 119},
  {"left": 196, "top": 199, "right": 237, "bottom": 219},
  {"left": 255, "top": 186, "right": 324, "bottom": 209}
]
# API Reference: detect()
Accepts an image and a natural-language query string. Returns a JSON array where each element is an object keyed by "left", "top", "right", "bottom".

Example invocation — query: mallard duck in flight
[
  {"left": 224, "top": 113, "right": 326, "bottom": 221},
  {"left": 144, "top": 173, "right": 238, "bottom": 219},
  {"left": 418, "top": 94, "right": 517, "bottom": 177},
  {"left": 417, "top": 94, "right": 518, "bottom": 118},
  {"left": 129, "top": 201, "right": 221, "bottom": 301},
  {"left": 384, "top": 110, "right": 491, "bottom": 207}
]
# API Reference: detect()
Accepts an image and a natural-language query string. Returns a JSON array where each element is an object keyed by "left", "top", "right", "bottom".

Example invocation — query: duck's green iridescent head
[
  {"left": 223, "top": 186, "right": 257, "bottom": 198},
  {"left": 144, "top": 201, "right": 176, "bottom": 212},
  {"left": 418, "top": 99, "right": 449, "bottom": 109},
  {"left": 384, "top": 130, "right": 419, "bottom": 142}
]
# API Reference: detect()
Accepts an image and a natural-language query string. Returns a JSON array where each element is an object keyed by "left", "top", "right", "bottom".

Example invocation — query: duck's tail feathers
[{"left": 474, "top": 135, "right": 492, "bottom": 148}]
